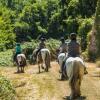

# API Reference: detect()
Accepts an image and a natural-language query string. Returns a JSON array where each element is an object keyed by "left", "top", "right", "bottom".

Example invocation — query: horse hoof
[
  {"left": 38, "top": 71, "right": 40, "bottom": 74},
  {"left": 17, "top": 71, "right": 20, "bottom": 73},
  {"left": 41, "top": 66, "right": 44, "bottom": 69},
  {"left": 59, "top": 70, "right": 62, "bottom": 73}
]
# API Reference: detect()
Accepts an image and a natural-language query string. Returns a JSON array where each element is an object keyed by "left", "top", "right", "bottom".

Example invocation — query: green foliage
[
  {"left": 79, "top": 0, "right": 98, "bottom": 17},
  {"left": 0, "top": 7, "right": 16, "bottom": 51},
  {"left": 22, "top": 40, "right": 38, "bottom": 60},
  {"left": 0, "top": 39, "right": 60, "bottom": 66},
  {"left": 67, "top": 0, "right": 80, "bottom": 18},
  {"left": 0, "top": 0, "right": 98, "bottom": 51},
  {"left": 22, "top": 39, "right": 60, "bottom": 62},
  {"left": 96, "top": 59, "right": 100, "bottom": 68},
  {"left": 46, "top": 39, "right": 60, "bottom": 60},
  {"left": 0, "top": 75, "right": 16, "bottom": 100},
  {"left": 81, "top": 50, "right": 89, "bottom": 61},
  {"left": 0, "top": 33, "right": 16, "bottom": 51},
  {"left": 78, "top": 18, "right": 93, "bottom": 51},
  {"left": 95, "top": 0, "right": 100, "bottom": 58},
  {"left": 0, "top": 50, "right": 13, "bottom": 66}
]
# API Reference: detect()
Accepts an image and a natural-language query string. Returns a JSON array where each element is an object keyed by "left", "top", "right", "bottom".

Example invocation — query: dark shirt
[
  {"left": 68, "top": 40, "right": 80, "bottom": 57},
  {"left": 39, "top": 42, "right": 46, "bottom": 49},
  {"left": 59, "top": 42, "right": 68, "bottom": 53}
]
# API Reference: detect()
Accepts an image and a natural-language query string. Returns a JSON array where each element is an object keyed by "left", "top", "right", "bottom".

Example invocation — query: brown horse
[
  {"left": 16, "top": 54, "right": 27, "bottom": 73},
  {"left": 32, "top": 48, "right": 51, "bottom": 73}
]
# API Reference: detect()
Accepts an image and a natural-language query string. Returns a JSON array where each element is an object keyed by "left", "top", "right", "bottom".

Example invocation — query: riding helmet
[
  {"left": 40, "top": 37, "right": 46, "bottom": 41},
  {"left": 70, "top": 33, "right": 77, "bottom": 40},
  {"left": 60, "top": 37, "right": 65, "bottom": 41}
]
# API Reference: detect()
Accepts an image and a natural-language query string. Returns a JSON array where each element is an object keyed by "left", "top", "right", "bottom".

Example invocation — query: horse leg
[
  {"left": 23, "top": 66, "right": 24, "bottom": 73},
  {"left": 74, "top": 79, "right": 80, "bottom": 98},
  {"left": 22, "top": 66, "right": 24, "bottom": 73},
  {"left": 17, "top": 66, "right": 20, "bottom": 73},
  {"left": 45, "top": 60, "right": 48, "bottom": 72},
  {"left": 76, "top": 78, "right": 82, "bottom": 97},
  {"left": 41, "top": 63, "right": 44, "bottom": 69},
  {"left": 69, "top": 77, "right": 77, "bottom": 99},
  {"left": 38, "top": 64, "right": 41, "bottom": 73},
  {"left": 20, "top": 67, "right": 22, "bottom": 72},
  {"left": 61, "top": 73, "right": 65, "bottom": 80},
  {"left": 70, "top": 85, "right": 76, "bottom": 100}
]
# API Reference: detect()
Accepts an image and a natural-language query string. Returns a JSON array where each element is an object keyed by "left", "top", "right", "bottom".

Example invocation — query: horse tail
[
  {"left": 21, "top": 55, "right": 27, "bottom": 67},
  {"left": 45, "top": 51, "right": 51, "bottom": 69},
  {"left": 69, "top": 60, "right": 80, "bottom": 90}
]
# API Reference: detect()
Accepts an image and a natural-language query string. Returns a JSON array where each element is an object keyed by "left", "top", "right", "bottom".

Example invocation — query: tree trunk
[{"left": 88, "top": 0, "right": 100, "bottom": 60}]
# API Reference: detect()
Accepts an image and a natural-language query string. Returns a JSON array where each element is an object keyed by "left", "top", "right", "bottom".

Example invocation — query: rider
[
  {"left": 61, "top": 33, "right": 88, "bottom": 77},
  {"left": 59, "top": 37, "right": 68, "bottom": 54},
  {"left": 13, "top": 43, "right": 22, "bottom": 62},
  {"left": 36, "top": 37, "right": 46, "bottom": 55}
]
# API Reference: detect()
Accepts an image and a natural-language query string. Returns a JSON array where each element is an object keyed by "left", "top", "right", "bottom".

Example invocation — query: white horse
[
  {"left": 65, "top": 57, "right": 85, "bottom": 99},
  {"left": 32, "top": 48, "right": 51, "bottom": 73},
  {"left": 57, "top": 53, "right": 67, "bottom": 73},
  {"left": 58, "top": 55, "right": 85, "bottom": 99},
  {"left": 16, "top": 54, "right": 27, "bottom": 73}
]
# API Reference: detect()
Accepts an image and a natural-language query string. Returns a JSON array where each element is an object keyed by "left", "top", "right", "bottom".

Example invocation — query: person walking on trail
[
  {"left": 61, "top": 33, "right": 88, "bottom": 79},
  {"left": 59, "top": 37, "right": 68, "bottom": 54},
  {"left": 13, "top": 43, "right": 22, "bottom": 62}
]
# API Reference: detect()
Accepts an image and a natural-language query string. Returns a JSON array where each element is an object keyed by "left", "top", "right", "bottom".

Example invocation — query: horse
[
  {"left": 64, "top": 57, "right": 85, "bottom": 99},
  {"left": 16, "top": 54, "right": 27, "bottom": 73},
  {"left": 32, "top": 48, "right": 51, "bottom": 73},
  {"left": 57, "top": 52, "right": 68, "bottom": 73}
]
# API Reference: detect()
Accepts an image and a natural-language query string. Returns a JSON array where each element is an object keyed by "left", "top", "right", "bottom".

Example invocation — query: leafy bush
[
  {"left": 0, "top": 33, "right": 16, "bottom": 51},
  {"left": 22, "top": 39, "right": 60, "bottom": 62},
  {"left": 22, "top": 40, "right": 38, "bottom": 60},
  {"left": 81, "top": 50, "right": 89, "bottom": 61},
  {"left": 0, "top": 50, "right": 13, "bottom": 67},
  {"left": 96, "top": 59, "right": 100, "bottom": 68},
  {"left": 46, "top": 39, "right": 60, "bottom": 60},
  {"left": 0, "top": 76, "right": 16, "bottom": 100},
  {"left": 78, "top": 18, "right": 93, "bottom": 51}
]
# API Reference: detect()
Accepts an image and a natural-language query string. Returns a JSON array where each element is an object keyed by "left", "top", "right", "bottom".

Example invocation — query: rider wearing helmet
[
  {"left": 39, "top": 37, "right": 46, "bottom": 49},
  {"left": 36, "top": 37, "right": 46, "bottom": 56},
  {"left": 68, "top": 33, "right": 80, "bottom": 57},
  {"left": 59, "top": 37, "right": 68, "bottom": 53}
]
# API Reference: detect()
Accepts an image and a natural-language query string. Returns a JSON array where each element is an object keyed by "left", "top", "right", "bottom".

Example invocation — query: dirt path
[{"left": 0, "top": 62, "right": 100, "bottom": 100}]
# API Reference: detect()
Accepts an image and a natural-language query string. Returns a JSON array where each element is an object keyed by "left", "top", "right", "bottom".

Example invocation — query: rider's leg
[
  {"left": 61, "top": 57, "right": 69, "bottom": 80},
  {"left": 14, "top": 53, "right": 17, "bottom": 62},
  {"left": 36, "top": 48, "right": 41, "bottom": 56},
  {"left": 61, "top": 57, "right": 68, "bottom": 73}
]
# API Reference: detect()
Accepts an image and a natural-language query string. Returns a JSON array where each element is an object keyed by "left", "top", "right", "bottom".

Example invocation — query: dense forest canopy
[{"left": 0, "top": 0, "right": 98, "bottom": 50}]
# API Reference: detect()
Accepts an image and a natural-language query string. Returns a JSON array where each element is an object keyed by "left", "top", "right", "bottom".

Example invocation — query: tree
[{"left": 95, "top": 0, "right": 100, "bottom": 58}]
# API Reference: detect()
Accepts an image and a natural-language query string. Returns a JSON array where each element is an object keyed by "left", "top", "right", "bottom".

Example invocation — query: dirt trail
[{"left": 0, "top": 62, "right": 100, "bottom": 100}]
